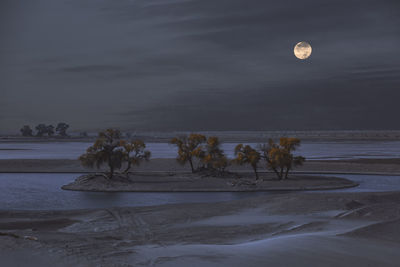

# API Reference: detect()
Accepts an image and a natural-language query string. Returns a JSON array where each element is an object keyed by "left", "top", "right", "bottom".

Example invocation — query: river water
[
  {"left": 0, "top": 173, "right": 399, "bottom": 210},
  {"left": 0, "top": 141, "right": 400, "bottom": 160},
  {"left": 1, "top": 141, "right": 400, "bottom": 210}
]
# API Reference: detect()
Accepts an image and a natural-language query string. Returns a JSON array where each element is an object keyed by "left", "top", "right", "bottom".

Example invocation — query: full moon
[{"left": 294, "top": 41, "right": 312, "bottom": 60}]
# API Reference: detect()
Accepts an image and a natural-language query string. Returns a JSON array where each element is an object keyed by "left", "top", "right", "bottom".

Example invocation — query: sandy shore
[
  {"left": 61, "top": 172, "right": 357, "bottom": 192},
  {"left": 1, "top": 192, "right": 400, "bottom": 266},
  {"left": 62, "top": 172, "right": 358, "bottom": 192}
]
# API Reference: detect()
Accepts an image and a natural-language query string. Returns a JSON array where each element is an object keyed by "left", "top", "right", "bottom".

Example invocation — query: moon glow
[{"left": 294, "top": 41, "right": 312, "bottom": 60}]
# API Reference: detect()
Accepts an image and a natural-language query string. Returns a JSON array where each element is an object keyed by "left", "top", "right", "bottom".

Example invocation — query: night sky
[{"left": 1, "top": 0, "right": 399, "bottom": 133}]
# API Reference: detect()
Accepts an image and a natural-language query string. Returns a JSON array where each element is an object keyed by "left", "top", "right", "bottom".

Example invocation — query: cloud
[
  {"left": 61, "top": 65, "right": 126, "bottom": 73},
  {"left": 1, "top": 0, "right": 400, "bottom": 132}
]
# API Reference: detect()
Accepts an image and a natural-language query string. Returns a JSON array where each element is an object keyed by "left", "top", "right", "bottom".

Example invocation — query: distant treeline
[{"left": 20, "top": 123, "right": 70, "bottom": 137}]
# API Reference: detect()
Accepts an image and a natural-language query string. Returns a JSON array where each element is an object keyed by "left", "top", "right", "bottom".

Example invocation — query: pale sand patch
[
  {"left": 1, "top": 192, "right": 400, "bottom": 266},
  {"left": 131, "top": 235, "right": 400, "bottom": 267}
]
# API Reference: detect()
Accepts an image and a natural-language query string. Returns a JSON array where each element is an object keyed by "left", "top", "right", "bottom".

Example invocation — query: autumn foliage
[
  {"left": 233, "top": 144, "right": 261, "bottom": 180},
  {"left": 170, "top": 134, "right": 228, "bottom": 173},
  {"left": 122, "top": 140, "right": 151, "bottom": 173},
  {"left": 260, "top": 137, "right": 305, "bottom": 180},
  {"left": 170, "top": 134, "right": 206, "bottom": 173},
  {"left": 201, "top": 137, "right": 228, "bottom": 172},
  {"left": 80, "top": 131, "right": 304, "bottom": 181},
  {"left": 79, "top": 129, "right": 151, "bottom": 178}
]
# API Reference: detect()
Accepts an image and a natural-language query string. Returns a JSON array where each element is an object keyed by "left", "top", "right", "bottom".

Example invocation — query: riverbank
[
  {"left": 61, "top": 172, "right": 358, "bottom": 192},
  {"left": 3, "top": 130, "right": 400, "bottom": 142},
  {"left": 1, "top": 191, "right": 400, "bottom": 266}
]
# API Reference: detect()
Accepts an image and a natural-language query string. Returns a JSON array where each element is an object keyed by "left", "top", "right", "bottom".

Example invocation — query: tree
[
  {"left": 122, "top": 140, "right": 151, "bottom": 173},
  {"left": 35, "top": 124, "right": 47, "bottom": 137},
  {"left": 56, "top": 122, "right": 69, "bottom": 136},
  {"left": 201, "top": 136, "right": 228, "bottom": 172},
  {"left": 170, "top": 134, "right": 206, "bottom": 173},
  {"left": 233, "top": 144, "right": 261, "bottom": 180},
  {"left": 46, "top": 125, "right": 55, "bottom": 137},
  {"left": 79, "top": 129, "right": 125, "bottom": 178},
  {"left": 260, "top": 137, "right": 305, "bottom": 180},
  {"left": 20, "top": 125, "right": 33, "bottom": 137},
  {"left": 35, "top": 124, "right": 54, "bottom": 137}
]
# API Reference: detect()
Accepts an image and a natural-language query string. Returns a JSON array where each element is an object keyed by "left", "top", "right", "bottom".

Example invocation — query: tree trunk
[
  {"left": 108, "top": 163, "right": 114, "bottom": 179},
  {"left": 253, "top": 166, "right": 259, "bottom": 180},
  {"left": 271, "top": 167, "right": 281, "bottom": 180},
  {"left": 124, "top": 161, "right": 132, "bottom": 174},
  {"left": 279, "top": 167, "right": 284, "bottom": 180},
  {"left": 267, "top": 159, "right": 281, "bottom": 180},
  {"left": 188, "top": 158, "right": 195, "bottom": 173},
  {"left": 284, "top": 167, "right": 290, "bottom": 179}
]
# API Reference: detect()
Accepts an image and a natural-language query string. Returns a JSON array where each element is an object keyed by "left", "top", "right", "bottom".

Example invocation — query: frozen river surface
[
  {"left": 1, "top": 141, "right": 400, "bottom": 160},
  {"left": 0, "top": 173, "right": 399, "bottom": 210},
  {"left": 1, "top": 141, "right": 400, "bottom": 210}
]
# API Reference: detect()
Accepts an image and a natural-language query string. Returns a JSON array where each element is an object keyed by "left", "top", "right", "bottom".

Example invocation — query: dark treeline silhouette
[{"left": 20, "top": 123, "right": 70, "bottom": 137}]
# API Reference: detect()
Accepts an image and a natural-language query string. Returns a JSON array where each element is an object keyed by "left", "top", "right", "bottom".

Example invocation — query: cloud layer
[{"left": 1, "top": 0, "right": 399, "bottom": 132}]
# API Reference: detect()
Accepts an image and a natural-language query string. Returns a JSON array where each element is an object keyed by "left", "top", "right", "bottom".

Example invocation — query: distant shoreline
[{"left": 2, "top": 130, "right": 400, "bottom": 142}]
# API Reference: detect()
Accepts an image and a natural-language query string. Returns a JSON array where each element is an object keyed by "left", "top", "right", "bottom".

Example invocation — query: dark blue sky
[{"left": 1, "top": 0, "right": 399, "bottom": 132}]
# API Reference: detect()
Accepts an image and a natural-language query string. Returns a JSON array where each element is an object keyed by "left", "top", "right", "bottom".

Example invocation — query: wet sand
[{"left": 1, "top": 192, "right": 400, "bottom": 266}]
